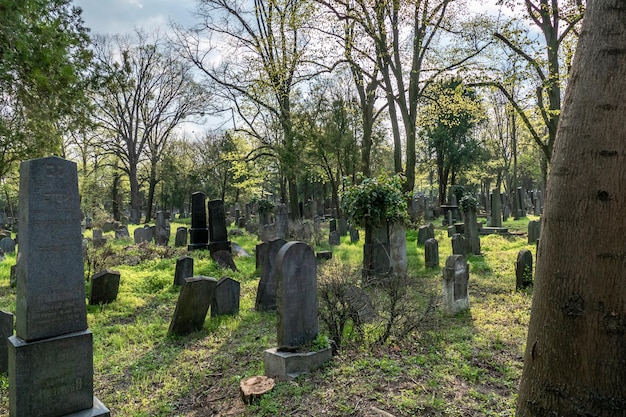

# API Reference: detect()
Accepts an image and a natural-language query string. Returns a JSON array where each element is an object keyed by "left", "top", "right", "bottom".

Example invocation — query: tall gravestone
[
  {"left": 528, "top": 220, "right": 541, "bottom": 244},
  {"left": 188, "top": 192, "right": 209, "bottom": 251},
  {"left": 490, "top": 188, "right": 503, "bottom": 227},
  {"left": 463, "top": 206, "right": 481, "bottom": 255},
  {"left": 208, "top": 199, "right": 231, "bottom": 255},
  {"left": 10, "top": 156, "right": 109, "bottom": 417},
  {"left": 442, "top": 255, "right": 470, "bottom": 314},
  {"left": 155, "top": 211, "right": 170, "bottom": 246},
  {"left": 255, "top": 239, "right": 287, "bottom": 312},
  {"left": 516, "top": 249, "right": 533, "bottom": 290},
  {"left": 362, "top": 222, "right": 391, "bottom": 283},
  {"left": 424, "top": 238, "right": 439, "bottom": 268},
  {"left": 275, "top": 204, "right": 289, "bottom": 240}
]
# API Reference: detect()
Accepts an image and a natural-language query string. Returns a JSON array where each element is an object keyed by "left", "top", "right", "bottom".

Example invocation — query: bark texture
[{"left": 516, "top": 1, "right": 626, "bottom": 415}]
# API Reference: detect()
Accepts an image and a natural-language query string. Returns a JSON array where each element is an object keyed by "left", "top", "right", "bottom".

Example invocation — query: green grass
[{"left": 0, "top": 216, "right": 537, "bottom": 416}]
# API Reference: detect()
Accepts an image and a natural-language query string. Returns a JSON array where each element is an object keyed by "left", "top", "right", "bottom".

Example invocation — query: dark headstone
[
  {"left": 349, "top": 227, "right": 360, "bottom": 243},
  {"left": 10, "top": 264, "right": 16, "bottom": 287},
  {"left": 463, "top": 207, "right": 481, "bottom": 255},
  {"left": 155, "top": 211, "right": 171, "bottom": 246},
  {"left": 89, "top": 269, "right": 121, "bottom": 305},
  {"left": 452, "top": 233, "right": 470, "bottom": 256},
  {"left": 442, "top": 255, "right": 470, "bottom": 314},
  {"left": 211, "top": 250, "right": 238, "bottom": 271},
  {"left": 417, "top": 225, "right": 434, "bottom": 245},
  {"left": 275, "top": 203, "right": 289, "bottom": 240},
  {"left": 362, "top": 222, "right": 391, "bottom": 283},
  {"left": 256, "top": 241, "right": 269, "bottom": 271},
  {"left": 174, "top": 227, "right": 188, "bottom": 247},
  {"left": 211, "top": 277, "right": 240, "bottom": 316},
  {"left": 276, "top": 242, "right": 318, "bottom": 349},
  {"left": 188, "top": 192, "right": 209, "bottom": 251},
  {"left": 328, "top": 230, "right": 340, "bottom": 246},
  {"left": 133, "top": 226, "right": 151, "bottom": 244},
  {"left": 316, "top": 251, "right": 332, "bottom": 261},
  {"left": 329, "top": 218, "right": 337, "bottom": 233},
  {"left": 0, "top": 237, "right": 16, "bottom": 254},
  {"left": 528, "top": 220, "right": 541, "bottom": 244},
  {"left": 0, "top": 311, "right": 13, "bottom": 373},
  {"left": 174, "top": 256, "right": 194, "bottom": 286},
  {"left": 424, "top": 238, "right": 439, "bottom": 268},
  {"left": 491, "top": 188, "right": 503, "bottom": 227},
  {"left": 256, "top": 239, "right": 287, "bottom": 312},
  {"left": 168, "top": 276, "right": 217, "bottom": 336},
  {"left": 208, "top": 199, "right": 231, "bottom": 255},
  {"left": 338, "top": 218, "right": 348, "bottom": 236},
  {"left": 516, "top": 249, "right": 533, "bottom": 290}
]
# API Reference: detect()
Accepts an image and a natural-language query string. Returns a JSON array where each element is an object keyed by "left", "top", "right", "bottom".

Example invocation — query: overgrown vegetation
[{"left": 0, "top": 217, "right": 535, "bottom": 416}]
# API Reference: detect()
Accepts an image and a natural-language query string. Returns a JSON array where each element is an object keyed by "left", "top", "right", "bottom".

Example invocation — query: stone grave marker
[
  {"left": 211, "top": 277, "right": 240, "bottom": 316},
  {"left": 528, "top": 220, "right": 541, "bottom": 244},
  {"left": 255, "top": 239, "right": 287, "bottom": 312},
  {"left": 133, "top": 226, "right": 150, "bottom": 244},
  {"left": 168, "top": 276, "right": 217, "bottom": 336},
  {"left": 10, "top": 264, "right": 16, "bottom": 287},
  {"left": 442, "top": 255, "right": 470, "bottom": 314},
  {"left": 0, "top": 311, "right": 13, "bottom": 373},
  {"left": 155, "top": 211, "right": 171, "bottom": 246},
  {"left": 338, "top": 218, "right": 348, "bottom": 236},
  {"left": 115, "top": 226, "right": 130, "bottom": 239},
  {"left": 349, "top": 227, "right": 360, "bottom": 243},
  {"left": 417, "top": 224, "right": 434, "bottom": 245},
  {"left": 425, "top": 238, "right": 439, "bottom": 268},
  {"left": 328, "top": 230, "right": 340, "bottom": 246},
  {"left": 516, "top": 249, "right": 533, "bottom": 290},
  {"left": 329, "top": 218, "right": 337, "bottom": 233},
  {"left": 208, "top": 199, "right": 231, "bottom": 255},
  {"left": 256, "top": 241, "right": 269, "bottom": 272},
  {"left": 452, "top": 233, "right": 470, "bottom": 256},
  {"left": 174, "top": 256, "right": 194, "bottom": 286},
  {"left": 9, "top": 156, "right": 109, "bottom": 417},
  {"left": 174, "top": 226, "right": 188, "bottom": 247},
  {"left": 0, "top": 237, "right": 16, "bottom": 254},
  {"left": 491, "top": 188, "right": 503, "bottom": 227},
  {"left": 89, "top": 269, "right": 121, "bottom": 305},
  {"left": 275, "top": 203, "right": 289, "bottom": 240},
  {"left": 188, "top": 192, "right": 209, "bottom": 251}
]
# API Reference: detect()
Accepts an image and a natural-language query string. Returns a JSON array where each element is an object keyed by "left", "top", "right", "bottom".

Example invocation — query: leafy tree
[{"left": 516, "top": 1, "right": 626, "bottom": 414}]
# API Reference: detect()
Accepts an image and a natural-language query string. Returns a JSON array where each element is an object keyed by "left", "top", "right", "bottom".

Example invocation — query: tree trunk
[
  {"left": 129, "top": 164, "right": 141, "bottom": 224},
  {"left": 145, "top": 163, "right": 158, "bottom": 223},
  {"left": 516, "top": 3, "right": 626, "bottom": 415}
]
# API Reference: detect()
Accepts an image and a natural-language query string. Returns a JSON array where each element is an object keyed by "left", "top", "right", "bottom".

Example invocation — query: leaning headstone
[
  {"left": 349, "top": 227, "right": 360, "bottom": 243},
  {"left": 89, "top": 269, "right": 121, "bottom": 305},
  {"left": 328, "top": 230, "right": 340, "bottom": 246},
  {"left": 0, "top": 237, "right": 16, "bottom": 254},
  {"left": 155, "top": 211, "right": 171, "bottom": 246},
  {"left": 516, "top": 249, "right": 533, "bottom": 290},
  {"left": 174, "top": 256, "right": 194, "bottom": 286},
  {"left": 0, "top": 311, "right": 13, "bottom": 373},
  {"left": 275, "top": 203, "right": 289, "bottom": 240},
  {"left": 211, "top": 277, "right": 240, "bottom": 316},
  {"left": 168, "top": 276, "right": 217, "bottom": 336},
  {"left": 10, "top": 156, "right": 109, "bottom": 417},
  {"left": 424, "top": 238, "right": 439, "bottom": 268},
  {"left": 208, "top": 199, "right": 231, "bottom": 255},
  {"left": 452, "top": 233, "right": 470, "bottom": 256},
  {"left": 255, "top": 239, "right": 287, "bottom": 312},
  {"left": 174, "top": 226, "right": 188, "bottom": 247},
  {"left": 442, "top": 255, "right": 470, "bottom": 314},
  {"left": 188, "top": 192, "right": 209, "bottom": 251},
  {"left": 528, "top": 219, "right": 541, "bottom": 244},
  {"left": 256, "top": 241, "right": 269, "bottom": 272}
]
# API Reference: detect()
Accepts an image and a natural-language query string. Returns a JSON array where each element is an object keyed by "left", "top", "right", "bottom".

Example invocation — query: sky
[{"left": 73, "top": 0, "right": 198, "bottom": 36}]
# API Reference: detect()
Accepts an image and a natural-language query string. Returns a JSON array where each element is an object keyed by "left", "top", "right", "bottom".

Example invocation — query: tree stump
[{"left": 239, "top": 376, "right": 275, "bottom": 404}]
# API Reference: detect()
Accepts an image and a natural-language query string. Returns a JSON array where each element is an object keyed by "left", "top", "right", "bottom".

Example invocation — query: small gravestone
[
  {"left": 328, "top": 230, "right": 340, "bottom": 246},
  {"left": 424, "top": 238, "right": 439, "bottom": 268},
  {"left": 256, "top": 239, "right": 287, "bottom": 312},
  {"left": 168, "top": 276, "right": 217, "bottom": 336},
  {"left": 211, "top": 277, "right": 240, "bottom": 316},
  {"left": 275, "top": 204, "right": 289, "bottom": 240},
  {"left": 452, "top": 233, "right": 470, "bottom": 256},
  {"left": 0, "top": 237, "right": 16, "bottom": 254},
  {"left": 174, "top": 227, "right": 188, "bottom": 247},
  {"left": 0, "top": 311, "right": 13, "bottom": 373},
  {"left": 188, "top": 192, "right": 209, "bottom": 251},
  {"left": 349, "top": 227, "right": 360, "bottom": 243},
  {"left": 417, "top": 225, "right": 433, "bottom": 245},
  {"left": 115, "top": 226, "right": 130, "bottom": 239},
  {"left": 528, "top": 220, "right": 541, "bottom": 244},
  {"left": 174, "top": 256, "right": 194, "bottom": 286},
  {"left": 155, "top": 211, "right": 171, "bottom": 246},
  {"left": 93, "top": 228, "right": 107, "bottom": 247},
  {"left": 89, "top": 269, "right": 121, "bottom": 305},
  {"left": 442, "top": 255, "right": 470, "bottom": 314},
  {"left": 208, "top": 199, "right": 231, "bottom": 255},
  {"left": 133, "top": 227, "right": 150, "bottom": 244},
  {"left": 516, "top": 249, "right": 533, "bottom": 290},
  {"left": 315, "top": 251, "right": 332, "bottom": 261}
]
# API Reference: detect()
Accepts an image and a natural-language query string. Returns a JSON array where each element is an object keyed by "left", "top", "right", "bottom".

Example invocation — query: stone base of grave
[
  {"left": 479, "top": 227, "right": 508, "bottom": 235},
  {"left": 9, "top": 330, "right": 110, "bottom": 417},
  {"left": 264, "top": 346, "right": 332, "bottom": 381}
]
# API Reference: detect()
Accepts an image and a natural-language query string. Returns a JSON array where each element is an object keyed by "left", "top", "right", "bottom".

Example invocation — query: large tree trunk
[{"left": 516, "top": 2, "right": 626, "bottom": 416}]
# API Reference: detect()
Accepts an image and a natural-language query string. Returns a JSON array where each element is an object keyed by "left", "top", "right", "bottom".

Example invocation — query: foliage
[
  {"left": 254, "top": 198, "right": 275, "bottom": 215},
  {"left": 459, "top": 194, "right": 479, "bottom": 212},
  {"left": 340, "top": 175, "right": 408, "bottom": 228}
]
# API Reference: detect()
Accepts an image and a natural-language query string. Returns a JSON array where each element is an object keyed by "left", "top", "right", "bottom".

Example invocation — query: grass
[{"left": 0, "top": 216, "right": 538, "bottom": 416}]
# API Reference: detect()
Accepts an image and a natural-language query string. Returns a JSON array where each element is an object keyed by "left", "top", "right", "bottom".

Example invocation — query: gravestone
[
  {"left": 491, "top": 188, "right": 503, "bottom": 227},
  {"left": 174, "top": 227, "right": 188, "bottom": 247},
  {"left": 349, "top": 227, "right": 360, "bottom": 243},
  {"left": 256, "top": 241, "right": 269, "bottom": 272},
  {"left": 211, "top": 277, "right": 240, "bottom": 316},
  {"left": 168, "top": 276, "right": 217, "bottom": 336},
  {"left": 452, "top": 233, "right": 470, "bottom": 256},
  {"left": 389, "top": 222, "right": 407, "bottom": 276},
  {"left": 275, "top": 204, "right": 289, "bottom": 240},
  {"left": 188, "top": 192, "right": 209, "bottom": 251},
  {"left": 10, "top": 264, "right": 16, "bottom": 287},
  {"left": 442, "top": 255, "right": 470, "bottom": 314},
  {"left": 255, "top": 239, "right": 287, "bottom": 312},
  {"left": 208, "top": 200, "right": 231, "bottom": 255},
  {"left": 174, "top": 256, "right": 194, "bottom": 286},
  {"left": 528, "top": 220, "right": 541, "bottom": 244},
  {"left": 115, "top": 226, "right": 130, "bottom": 239},
  {"left": 338, "top": 218, "right": 348, "bottom": 236},
  {"left": 516, "top": 249, "right": 533, "bottom": 290},
  {"left": 329, "top": 219, "right": 337, "bottom": 233},
  {"left": 275, "top": 242, "right": 318, "bottom": 349},
  {"left": 0, "top": 237, "right": 16, "bottom": 254},
  {"left": 362, "top": 222, "right": 391, "bottom": 283},
  {"left": 516, "top": 187, "right": 525, "bottom": 218},
  {"left": 0, "top": 311, "right": 13, "bottom": 373},
  {"left": 155, "top": 211, "right": 170, "bottom": 246},
  {"left": 463, "top": 207, "right": 481, "bottom": 255},
  {"left": 89, "top": 269, "right": 121, "bottom": 305},
  {"left": 424, "top": 238, "right": 439, "bottom": 268},
  {"left": 133, "top": 227, "right": 151, "bottom": 244},
  {"left": 328, "top": 230, "right": 340, "bottom": 246},
  {"left": 417, "top": 225, "right": 433, "bottom": 245},
  {"left": 10, "top": 156, "right": 109, "bottom": 417}
]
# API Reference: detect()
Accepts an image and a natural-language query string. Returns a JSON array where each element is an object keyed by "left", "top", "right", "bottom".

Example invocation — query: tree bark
[{"left": 516, "top": 2, "right": 626, "bottom": 415}]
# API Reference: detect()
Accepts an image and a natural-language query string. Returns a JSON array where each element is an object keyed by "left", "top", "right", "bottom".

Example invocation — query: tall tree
[{"left": 516, "top": 1, "right": 626, "bottom": 415}]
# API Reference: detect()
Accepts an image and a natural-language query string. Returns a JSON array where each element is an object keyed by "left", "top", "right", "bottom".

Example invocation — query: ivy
[{"left": 340, "top": 175, "right": 409, "bottom": 228}]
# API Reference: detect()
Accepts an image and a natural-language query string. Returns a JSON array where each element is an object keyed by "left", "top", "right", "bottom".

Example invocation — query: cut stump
[{"left": 239, "top": 375, "right": 275, "bottom": 404}]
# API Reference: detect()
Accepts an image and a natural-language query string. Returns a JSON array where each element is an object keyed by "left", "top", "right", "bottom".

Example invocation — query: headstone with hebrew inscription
[{"left": 9, "top": 156, "right": 109, "bottom": 417}]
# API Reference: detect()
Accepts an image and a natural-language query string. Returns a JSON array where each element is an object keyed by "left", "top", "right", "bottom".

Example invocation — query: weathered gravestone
[
  {"left": 264, "top": 242, "right": 331, "bottom": 380},
  {"left": 0, "top": 237, "right": 16, "bottom": 254},
  {"left": 389, "top": 222, "right": 407, "bottom": 276},
  {"left": 168, "top": 276, "right": 217, "bottom": 336},
  {"left": 115, "top": 226, "right": 130, "bottom": 239},
  {"left": 442, "top": 255, "right": 470, "bottom": 314},
  {"left": 452, "top": 233, "right": 470, "bottom": 256},
  {"left": 516, "top": 249, "right": 533, "bottom": 290},
  {"left": 275, "top": 204, "right": 289, "bottom": 240},
  {"left": 424, "top": 238, "right": 439, "bottom": 268},
  {"left": 349, "top": 227, "right": 360, "bottom": 243},
  {"left": 255, "top": 241, "right": 269, "bottom": 271},
  {"left": 0, "top": 311, "right": 13, "bottom": 373},
  {"left": 133, "top": 226, "right": 151, "bottom": 244},
  {"left": 155, "top": 211, "right": 171, "bottom": 246},
  {"left": 255, "top": 239, "right": 287, "bottom": 312},
  {"left": 188, "top": 192, "right": 209, "bottom": 251},
  {"left": 338, "top": 218, "right": 348, "bottom": 236},
  {"left": 10, "top": 156, "right": 109, "bottom": 417},
  {"left": 417, "top": 225, "right": 434, "bottom": 245},
  {"left": 174, "top": 256, "right": 194, "bottom": 286},
  {"left": 89, "top": 270, "right": 121, "bottom": 305},
  {"left": 463, "top": 206, "right": 481, "bottom": 255},
  {"left": 211, "top": 277, "right": 240, "bottom": 316},
  {"left": 93, "top": 228, "right": 106, "bottom": 247},
  {"left": 328, "top": 230, "right": 340, "bottom": 246},
  {"left": 528, "top": 219, "right": 541, "bottom": 244},
  {"left": 362, "top": 222, "right": 391, "bottom": 283},
  {"left": 174, "top": 227, "right": 188, "bottom": 247},
  {"left": 490, "top": 188, "right": 503, "bottom": 227},
  {"left": 208, "top": 199, "right": 232, "bottom": 256}
]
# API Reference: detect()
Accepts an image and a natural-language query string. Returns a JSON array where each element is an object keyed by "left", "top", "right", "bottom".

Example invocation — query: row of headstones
[{"left": 328, "top": 218, "right": 359, "bottom": 246}]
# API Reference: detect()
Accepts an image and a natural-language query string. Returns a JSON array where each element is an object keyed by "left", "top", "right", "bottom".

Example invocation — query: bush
[{"left": 340, "top": 175, "right": 408, "bottom": 228}]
